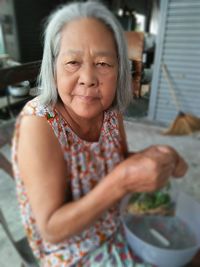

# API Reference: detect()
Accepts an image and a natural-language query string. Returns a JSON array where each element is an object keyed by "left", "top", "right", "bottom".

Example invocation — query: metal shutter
[{"left": 148, "top": 0, "right": 200, "bottom": 125}]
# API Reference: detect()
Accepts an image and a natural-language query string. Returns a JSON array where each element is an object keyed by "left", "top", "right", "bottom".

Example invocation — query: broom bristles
[{"left": 163, "top": 112, "right": 200, "bottom": 135}]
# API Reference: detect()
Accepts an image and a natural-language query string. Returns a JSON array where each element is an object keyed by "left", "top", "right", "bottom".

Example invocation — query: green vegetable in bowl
[{"left": 127, "top": 183, "right": 174, "bottom": 216}]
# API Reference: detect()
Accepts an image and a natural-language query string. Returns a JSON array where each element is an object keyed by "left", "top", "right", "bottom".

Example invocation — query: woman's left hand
[{"left": 152, "top": 145, "right": 188, "bottom": 178}]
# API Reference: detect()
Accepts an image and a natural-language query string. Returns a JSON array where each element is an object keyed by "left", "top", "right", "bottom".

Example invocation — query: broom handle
[{"left": 162, "top": 64, "right": 181, "bottom": 111}]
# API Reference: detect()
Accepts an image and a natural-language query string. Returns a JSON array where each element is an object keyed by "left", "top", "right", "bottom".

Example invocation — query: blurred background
[{"left": 0, "top": 1, "right": 200, "bottom": 266}]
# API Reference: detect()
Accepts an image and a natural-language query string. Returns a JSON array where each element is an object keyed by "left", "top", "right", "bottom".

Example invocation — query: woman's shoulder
[
  {"left": 21, "top": 96, "right": 55, "bottom": 119},
  {"left": 14, "top": 97, "right": 58, "bottom": 141},
  {"left": 16, "top": 98, "right": 55, "bottom": 142}
]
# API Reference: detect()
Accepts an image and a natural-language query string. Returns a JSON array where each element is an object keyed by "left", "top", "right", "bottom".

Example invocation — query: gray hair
[{"left": 38, "top": 1, "right": 132, "bottom": 111}]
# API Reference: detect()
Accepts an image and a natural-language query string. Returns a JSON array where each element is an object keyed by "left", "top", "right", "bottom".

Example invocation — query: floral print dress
[{"left": 12, "top": 98, "right": 152, "bottom": 267}]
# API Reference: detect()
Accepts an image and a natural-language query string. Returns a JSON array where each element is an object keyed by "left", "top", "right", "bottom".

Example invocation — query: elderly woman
[{"left": 12, "top": 1, "right": 187, "bottom": 266}]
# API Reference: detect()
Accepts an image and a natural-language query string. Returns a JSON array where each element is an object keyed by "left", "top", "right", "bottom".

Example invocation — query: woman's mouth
[{"left": 76, "top": 95, "right": 100, "bottom": 102}]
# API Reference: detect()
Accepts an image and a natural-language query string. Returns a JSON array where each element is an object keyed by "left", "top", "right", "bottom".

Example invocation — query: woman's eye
[
  {"left": 67, "top": 61, "right": 79, "bottom": 66},
  {"left": 65, "top": 61, "right": 80, "bottom": 71},
  {"left": 96, "top": 62, "right": 113, "bottom": 73},
  {"left": 96, "top": 62, "right": 111, "bottom": 68}
]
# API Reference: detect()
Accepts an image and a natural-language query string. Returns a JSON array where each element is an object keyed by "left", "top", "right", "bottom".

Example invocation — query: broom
[{"left": 162, "top": 64, "right": 200, "bottom": 135}]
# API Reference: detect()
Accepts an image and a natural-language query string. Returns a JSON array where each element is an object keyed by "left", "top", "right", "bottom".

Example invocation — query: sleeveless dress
[{"left": 12, "top": 97, "right": 152, "bottom": 267}]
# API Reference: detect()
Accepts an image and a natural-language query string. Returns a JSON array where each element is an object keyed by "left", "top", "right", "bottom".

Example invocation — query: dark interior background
[{"left": 10, "top": 0, "right": 157, "bottom": 62}]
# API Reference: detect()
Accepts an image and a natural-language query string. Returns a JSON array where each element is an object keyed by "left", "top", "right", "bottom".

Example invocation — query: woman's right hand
[{"left": 114, "top": 145, "right": 188, "bottom": 196}]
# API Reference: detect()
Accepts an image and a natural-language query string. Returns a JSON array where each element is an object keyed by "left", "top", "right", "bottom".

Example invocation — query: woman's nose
[{"left": 78, "top": 64, "right": 98, "bottom": 87}]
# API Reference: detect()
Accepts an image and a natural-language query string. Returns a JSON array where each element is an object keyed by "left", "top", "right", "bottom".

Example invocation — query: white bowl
[
  {"left": 120, "top": 192, "right": 200, "bottom": 267},
  {"left": 8, "top": 81, "right": 30, "bottom": 97}
]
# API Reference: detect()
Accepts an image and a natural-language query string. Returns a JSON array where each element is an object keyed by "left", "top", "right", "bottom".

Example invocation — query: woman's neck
[{"left": 56, "top": 102, "right": 104, "bottom": 142}]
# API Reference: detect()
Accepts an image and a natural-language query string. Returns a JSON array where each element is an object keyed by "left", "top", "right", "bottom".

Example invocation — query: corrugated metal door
[{"left": 148, "top": 0, "right": 200, "bottom": 125}]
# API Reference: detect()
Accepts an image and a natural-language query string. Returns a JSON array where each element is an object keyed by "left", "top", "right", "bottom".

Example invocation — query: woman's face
[{"left": 55, "top": 18, "right": 118, "bottom": 120}]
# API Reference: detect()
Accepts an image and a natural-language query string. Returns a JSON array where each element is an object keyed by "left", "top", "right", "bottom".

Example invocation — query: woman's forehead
[
  {"left": 59, "top": 18, "right": 117, "bottom": 55},
  {"left": 62, "top": 18, "right": 114, "bottom": 42},
  {"left": 62, "top": 17, "right": 111, "bottom": 32}
]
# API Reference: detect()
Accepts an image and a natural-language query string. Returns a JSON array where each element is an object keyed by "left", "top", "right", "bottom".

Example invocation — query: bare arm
[
  {"left": 18, "top": 116, "right": 188, "bottom": 244},
  {"left": 18, "top": 116, "right": 123, "bottom": 243}
]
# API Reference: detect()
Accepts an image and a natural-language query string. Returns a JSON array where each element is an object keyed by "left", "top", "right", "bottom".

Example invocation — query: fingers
[
  {"left": 156, "top": 145, "right": 188, "bottom": 177},
  {"left": 122, "top": 145, "right": 188, "bottom": 195},
  {"left": 149, "top": 145, "right": 188, "bottom": 178},
  {"left": 154, "top": 164, "right": 174, "bottom": 190},
  {"left": 128, "top": 153, "right": 173, "bottom": 192},
  {"left": 141, "top": 145, "right": 176, "bottom": 172},
  {"left": 172, "top": 155, "right": 188, "bottom": 177}
]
